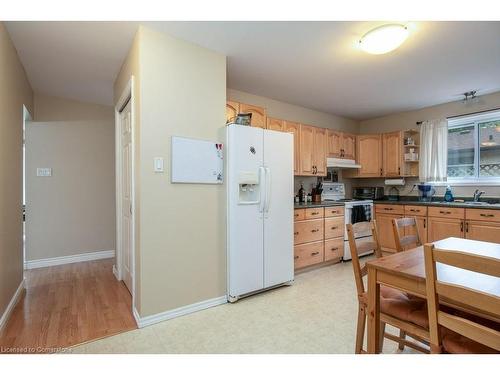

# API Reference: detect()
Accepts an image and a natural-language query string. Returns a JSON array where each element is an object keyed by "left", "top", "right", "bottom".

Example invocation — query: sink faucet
[{"left": 473, "top": 189, "right": 485, "bottom": 202}]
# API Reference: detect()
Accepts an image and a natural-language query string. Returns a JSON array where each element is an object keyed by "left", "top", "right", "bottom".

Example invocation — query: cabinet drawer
[
  {"left": 324, "top": 216, "right": 344, "bottom": 239},
  {"left": 294, "top": 219, "right": 324, "bottom": 244},
  {"left": 305, "top": 207, "right": 324, "bottom": 219},
  {"left": 294, "top": 209, "right": 305, "bottom": 221},
  {"left": 404, "top": 205, "right": 427, "bottom": 217},
  {"left": 294, "top": 241, "right": 324, "bottom": 269},
  {"left": 466, "top": 208, "right": 500, "bottom": 223},
  {"left": 428, "top": 206, "right": 465, "bottom": 219},
  {"left": 324, "top": 206, "right": 345, "bottom": 217},
  {"left": 324, "top": 238, "right": 343, "bottom": 261},
  {"left": 375, "top": 204, "right": 404, "bottom": 215}
]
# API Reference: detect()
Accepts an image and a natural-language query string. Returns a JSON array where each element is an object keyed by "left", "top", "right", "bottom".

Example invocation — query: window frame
[{"left": 446, "top": 110, "right": 500, "bottom": 184}]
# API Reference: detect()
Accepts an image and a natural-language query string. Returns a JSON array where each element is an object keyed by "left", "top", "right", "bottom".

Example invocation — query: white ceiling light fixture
[{"left": 359, "top": 24, "right": 409, "bottom": 55}]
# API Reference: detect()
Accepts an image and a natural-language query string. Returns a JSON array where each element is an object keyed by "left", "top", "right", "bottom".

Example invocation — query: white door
[
  {"left": 263, "top": 130, "right": 294, "bottom": 287},
  {"left": 227, "top": 125, "right": 264, "bottom": 298},
  {"left": 120, "top": 99, "right": 133, "bottom": 293}
]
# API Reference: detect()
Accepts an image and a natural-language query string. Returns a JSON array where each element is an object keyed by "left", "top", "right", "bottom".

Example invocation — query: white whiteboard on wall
[{"left": 171, "top": 136, "right": 224, "bottom": 184}]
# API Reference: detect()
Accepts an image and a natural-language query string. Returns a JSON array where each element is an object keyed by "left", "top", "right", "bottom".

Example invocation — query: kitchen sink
[{"left": 462, "top": 201, "right": 492, "bottom": 206}]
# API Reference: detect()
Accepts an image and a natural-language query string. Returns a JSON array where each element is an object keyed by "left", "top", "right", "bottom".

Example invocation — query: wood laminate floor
[{"left": 0, "top": 259, "right": 137, "bottom": 353}]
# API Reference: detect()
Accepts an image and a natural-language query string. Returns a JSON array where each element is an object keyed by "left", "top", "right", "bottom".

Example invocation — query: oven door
[{"left": 343, "top": 204, "right": 374, "bottom": 261}]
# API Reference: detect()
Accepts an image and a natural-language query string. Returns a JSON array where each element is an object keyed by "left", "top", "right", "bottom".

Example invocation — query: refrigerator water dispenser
[{"left": 238, "top": 171, "right": 260, "bottom": 204}]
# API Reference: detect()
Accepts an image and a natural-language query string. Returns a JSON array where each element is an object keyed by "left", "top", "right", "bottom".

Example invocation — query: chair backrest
[
  {"left": 392, "top": 217, "right": 422, "bottom": 252},
  {"left": 346, "top": 220, "right": 383, "bottom": 299},
  {"left": 423, "top": 244, "right": 500, "bottom": 352}
]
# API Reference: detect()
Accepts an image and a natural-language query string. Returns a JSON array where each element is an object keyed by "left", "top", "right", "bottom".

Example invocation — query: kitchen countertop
[
  {"left": 294, "top": 201, "right": 345, "bottom": 209},
  {"left": 374, "top": 197, "right": 500, "bottom": 210}
]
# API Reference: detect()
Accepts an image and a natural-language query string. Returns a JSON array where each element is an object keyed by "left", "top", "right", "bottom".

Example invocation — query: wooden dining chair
[
  {"left": 424, "top": 244, "right": 500, "bottom": 354},
  {"left": 392, "top": 217, "right": 422, "bottom": 252},
  {"left": 347, "top": 220, "right": 430, "bottom": 354}
]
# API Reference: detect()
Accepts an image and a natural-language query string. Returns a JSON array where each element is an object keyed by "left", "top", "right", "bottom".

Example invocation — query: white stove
[{"left": 321, "top": 182, "right": 374, "bottom": 261}]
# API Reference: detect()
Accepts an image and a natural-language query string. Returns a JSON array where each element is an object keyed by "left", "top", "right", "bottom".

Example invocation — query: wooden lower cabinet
[
  {"left": 294, "top": 241, "right": 324, "bottom": 269},
  {"left": 427, "top": 217, "right": 464, "bottom": 242},
  {"left": 324, "top": 238, "right": 343, "bottom": 261},
  {"left": 465, "top": 220, "right": 500, "bottom": 243},
  {"left": 405, "top": 216, "right": 428, "bottom": 244},
  {"left": 324, "top": 216, "right": 344, "bottom": 239},
  {"left": 294, "top": 218, "right": 323, "bottom": 244}
]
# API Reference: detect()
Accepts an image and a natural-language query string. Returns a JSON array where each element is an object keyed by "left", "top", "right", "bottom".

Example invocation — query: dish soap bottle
[{"left": 444, "top": 185, "right": 454, "bottom": 202}]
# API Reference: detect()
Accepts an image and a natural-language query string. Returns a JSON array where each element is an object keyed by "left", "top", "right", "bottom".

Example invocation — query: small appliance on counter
[
  {"left": 352, "top": 187, "right": 384, "bottom": 201},
  {"left": 417, "top": 183, "right": 435, "bottom": 202},
  {"left": 388, "top": 186, "right": 400, "bottom": 201}
]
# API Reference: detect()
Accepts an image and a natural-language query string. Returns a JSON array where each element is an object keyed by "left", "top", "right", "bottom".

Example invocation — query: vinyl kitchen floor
[{"left": 69, "top": 259, "right": 419, "bottom": 354}]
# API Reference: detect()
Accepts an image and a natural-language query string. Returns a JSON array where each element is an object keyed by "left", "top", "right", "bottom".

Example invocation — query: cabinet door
[
  {"left": 357, "top": 134, "right": 382, "bottom": 177},
  {"left": 299, "top": 124, "right": 314, "bottom": 176},
  {"left": 404, "top": 216, "right": 428, "bottom": 245},
  {"left": 313, "top": 127, "right": 327, "bottom": 176},
  {"left": 284, "top": 121, "right": 300, "bottom": 175},
  {"left": 465, "top": 221, "right": 500, "bottom": 244},
  {"left": 427, "top": 217, "right": 464, "bottom": 242},
  {"left": 327, "top": 130, "right": 341, "bottom": 157},
  {"left": 267, "top": 117, "right": 284, "bottom": 131},
  {"left": 342, "top": 133, "right": 356, "bottom": 160},
  {"left": 383, "top": 131, "right": 402, "bottom": 177},
  {"left": 239, "top": 103, "right": 266, "bottom": 128},
  {"left": 375, "top": 213, "right": 403, "bottom": 252},
  {"left": 226, "top": 100, "right": 239, "bottom": 124}
]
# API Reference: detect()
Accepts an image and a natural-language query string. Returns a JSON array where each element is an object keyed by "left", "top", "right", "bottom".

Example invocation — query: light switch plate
[
  {"left": 154, "top": 157, "right": 164, "bottom": 173},
  {"left": 37, "top": 168, "right": 52, "bottom": 177}
]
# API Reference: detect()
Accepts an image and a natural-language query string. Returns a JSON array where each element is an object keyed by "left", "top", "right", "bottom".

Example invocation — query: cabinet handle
[
  {"left": 311, "top": 229, "right": 319, "bottom": 233},
  {"left": 294, "top": 255, "right": 299, "bottom": 260},
  {"left": 465, "top": 222, "right": 469, "bottom": 233},
  {"left": 380, "top": 168, "right": 383, "bottom": 176},
  {"left": 384, "top": 207, "right": 393, "bottom": 211},
  {"left": 330, "top": 247, "right": 338, "bottom": 251},
  {"left": 311, "top": 251, "right": 320, "bottom": 256},
  {"left": 460, "top": 221, "right": 464, "bottom": 232},
  {"left": 398, "top": 167, "right": 400, "bottom": 175},
  {"left": 409, "top": 209, "right": 418, "bottom": 212},
  {"left": 294, "top": 231, "right": 299, "bottom": 235},
  {"left": 331, "top": 226, "right": 338, "bottom": 230},
  {"left": 311, "top": 212, "right": 319, "bottom": 215},
  {"left": 439, "top": 211, "right": 451, "bottom": 214},
  {"left": 480, "top": 213, "right": 494, "bottom": 218},
  {"left": 423, "top": 219, "right": 426, "bottom": 229}
]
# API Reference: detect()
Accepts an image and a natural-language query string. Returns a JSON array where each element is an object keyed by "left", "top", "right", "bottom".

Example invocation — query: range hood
[{"left": 327, "top": 157, "right": 361, "bottom": 169}]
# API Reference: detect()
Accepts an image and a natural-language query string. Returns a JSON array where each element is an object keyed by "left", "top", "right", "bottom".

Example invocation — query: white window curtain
[{"left": 419, "top": 118, "right": 448, "bottom": 182}]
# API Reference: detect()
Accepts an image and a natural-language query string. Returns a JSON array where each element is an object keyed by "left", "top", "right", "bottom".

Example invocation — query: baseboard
[
  {"left": 24, "top": 250, "right": 115, "bottom": 269},
  {"left": 0, "top": 279, "right": 25, "bottom": 332},
  {"left": 133, "top": 295, "right": 227, "bottom": 328}
]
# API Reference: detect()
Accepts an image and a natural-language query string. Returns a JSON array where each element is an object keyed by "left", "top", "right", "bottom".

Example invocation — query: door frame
[{"left": 114, "top": 76, "right": 136, "bottom": 311}]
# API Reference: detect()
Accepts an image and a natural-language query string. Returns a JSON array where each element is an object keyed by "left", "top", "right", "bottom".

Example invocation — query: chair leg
[
  {"left": 379, "top": 322, "right": 386, "bottom": 353},
  {"left": 398, "top": 330, "right": 406, "bottom": 351},
  {"left": 355, "top": 305, "right": 366, "bottom": 354}
]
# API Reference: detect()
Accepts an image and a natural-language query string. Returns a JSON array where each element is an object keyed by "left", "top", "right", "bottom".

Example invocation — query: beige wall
[
  {"left": 0, "top": 23, "right": 33, "bottom": 320},
  {"left": 228, "top": 88, "right": 359, "bottom": 133},
  {"left": 34, "top": 93, "right": 114, "bottom": 121},
  {"left": 115, "top": 27, "right": 227, "bottom": 317},
  {"left": 25, "top": 119, "right": 115, "bottom": 261},
  {"left": 356, "top": 91, "right": 500, "bottom": 198}
]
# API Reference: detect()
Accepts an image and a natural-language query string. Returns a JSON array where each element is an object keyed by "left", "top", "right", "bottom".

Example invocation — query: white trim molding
[
  {"left": 133, "top": 296, "right": 227, "bottom": 328},
  {"left": 24, "top": 250, "right": 115, "bottom": 270},
  {"left": 0, "top": 279, "right": 25, "bottom": 332}
]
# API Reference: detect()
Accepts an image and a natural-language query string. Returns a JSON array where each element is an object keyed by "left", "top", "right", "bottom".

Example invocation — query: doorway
[
  {"left": 22, "top": 104, "right": 32, "bottom": 273},
  {"left": 115, "top": 77, "right": 135, "bottom": 306}
]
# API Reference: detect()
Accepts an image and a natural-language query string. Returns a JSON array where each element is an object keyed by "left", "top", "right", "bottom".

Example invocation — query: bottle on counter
[
  {"left": 298, "top": 182, "right": 305, "bottom": 203},
  {"left": 444, "top": 185, "right": 454, "bottom": 202}
]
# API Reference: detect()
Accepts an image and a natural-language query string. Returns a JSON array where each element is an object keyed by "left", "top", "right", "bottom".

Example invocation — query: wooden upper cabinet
[
  {"left": 357, "top": 134, "right": 382, "bottom": 177},
  {"left": 267, "top": 117, "right": 284, "bottom": 131},
  {"left": 383, "top": 131, "right": 402, "bottom": 177},
  {"left": 239, "top": 103, "right": 266, "bottom": 128},
  {"left": 313, "top": 127, "right": 327, "bottom": 176},
  {"left": 284, "top": 121, "right": 300, "bottom": 175},
  {"left": 299, "top": 124, "right": 315, "bottom": 176},
  {"left": 226, "top": 100, "right": 240, "bottom": 124},
  {"left": 327, "top": 130, "right": 341, "bottom": 157},
  {"left": 341, "top": 133, "right": 356, "bottom": 160}
]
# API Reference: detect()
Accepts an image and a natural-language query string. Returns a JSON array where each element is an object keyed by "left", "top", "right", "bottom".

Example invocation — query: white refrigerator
[{"left": 226, "top": 124, "right": 294, "bottom": 302}]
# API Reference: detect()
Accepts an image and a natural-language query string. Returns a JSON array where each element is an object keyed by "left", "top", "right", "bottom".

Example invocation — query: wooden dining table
[{"left": 366, "top": 237, "right": 500, "bottom": 354}]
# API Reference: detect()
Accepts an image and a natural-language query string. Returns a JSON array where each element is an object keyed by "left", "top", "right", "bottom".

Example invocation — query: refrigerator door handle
[
  {"left": 264, "top": 167, "right": 271, "bottom": 214},
  {"left": 258, "top": 166, "right": 266, "bottom": 213}
]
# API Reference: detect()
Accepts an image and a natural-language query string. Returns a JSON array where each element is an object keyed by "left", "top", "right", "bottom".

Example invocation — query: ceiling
[{"left": 5, "top": 21, "right": 500, "bottom": 120}]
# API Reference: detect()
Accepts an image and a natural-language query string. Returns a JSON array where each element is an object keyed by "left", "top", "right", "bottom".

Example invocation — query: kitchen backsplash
[{"left": 293, "top": 169, "right": 354, "bottom": 198}]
